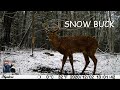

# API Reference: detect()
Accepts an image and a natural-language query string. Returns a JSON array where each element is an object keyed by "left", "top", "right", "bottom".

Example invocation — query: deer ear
[{"left": 42, "top": 23, "right": 49, "bottom": 34}]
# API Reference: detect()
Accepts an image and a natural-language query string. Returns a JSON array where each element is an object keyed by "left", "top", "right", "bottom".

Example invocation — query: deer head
[{"left": 43, "top": 23, "right": 60, "bottom": 42}]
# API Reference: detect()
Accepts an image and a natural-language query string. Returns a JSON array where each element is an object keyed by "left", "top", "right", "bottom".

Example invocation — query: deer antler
[
  {"left": 51, "top": 23, "right": 60, "bottom": 33},
  {"left": 42, "top": 23, "right": 49, "bottom": 34},
  {"left": 42, "top": 23, "right": 60, "bottom": 33}
]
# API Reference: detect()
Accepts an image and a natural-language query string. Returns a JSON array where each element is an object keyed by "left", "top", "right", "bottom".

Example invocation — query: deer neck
[{"left": 49, "top": 35, "right": 61, "bottom": 49}]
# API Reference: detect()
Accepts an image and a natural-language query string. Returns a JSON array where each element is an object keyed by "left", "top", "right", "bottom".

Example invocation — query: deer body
[
  {"left": 48, "top": 32, "right": 98, "bottom": 74},
  {"left": 45, "top": 24, "right": 98, "bottom": 75},
  {"left": 50, "top": 35, "right": 97, "bottom": 53}
]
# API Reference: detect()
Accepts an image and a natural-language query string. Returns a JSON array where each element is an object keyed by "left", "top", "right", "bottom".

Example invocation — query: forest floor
[{"left": 0, "top": 49, "right": 120, "bottom": 75}]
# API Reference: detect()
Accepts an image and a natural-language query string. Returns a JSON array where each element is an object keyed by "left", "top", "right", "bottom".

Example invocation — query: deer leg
[
  {"left": 60, "top": 55, "right": 67, "bottom": 74},
  {"left": 81, "top": 53, "right": 90, "bottom": 74},
  {"left": 69, "top": 54, "right": 75, "bottom": 75},
  {"left": 89, "top": 55, "right": 97, "bottom": 75}
]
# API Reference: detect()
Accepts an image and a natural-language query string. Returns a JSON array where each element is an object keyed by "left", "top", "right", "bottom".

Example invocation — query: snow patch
[{"left": 0, "top": 49, "right": 120, "bottom": 75}]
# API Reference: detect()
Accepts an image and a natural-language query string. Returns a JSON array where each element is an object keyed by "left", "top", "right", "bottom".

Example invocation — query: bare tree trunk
[
  {"left": 0, "top": 11, "right": 5, "bottom": 51},
  {"left": 89, "top": 11, "right": 95, "bottom": 36},
  {"left": 17, "top": 18, "right": 32, "bottom": 49},
  {"left": 22, "top": 11, "right": 27, "bottom": 37},
  {"left": 3, "top": 11, "right": 16, "bottom": 47},
  {"left": 31, "top": 11, "right": 36, "bottom": 57},
  {"left": 108, "top": 11, "right": 114, "bottom": 53}
]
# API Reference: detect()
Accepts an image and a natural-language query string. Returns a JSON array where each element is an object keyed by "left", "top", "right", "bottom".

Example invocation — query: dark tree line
[
  {"left": 0, "top": 11, "right": 120, "bottom": 53},
  {"left": 3, "top": 11, "right": 16, "bottom": 46}
]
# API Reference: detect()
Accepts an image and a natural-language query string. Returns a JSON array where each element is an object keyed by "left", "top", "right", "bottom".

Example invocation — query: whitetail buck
[{"left": 44, "top": 24, "right": 98, "bottom": 75}]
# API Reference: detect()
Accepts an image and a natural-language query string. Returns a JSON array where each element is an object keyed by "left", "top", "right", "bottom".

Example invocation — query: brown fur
[{"left": 47, "top": 31, "right": 98, "bottom": 75}]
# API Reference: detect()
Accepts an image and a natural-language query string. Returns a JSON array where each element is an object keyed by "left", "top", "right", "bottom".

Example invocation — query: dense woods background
[{"left": 0, "top": 11, "right": 120, "bottom": 53}]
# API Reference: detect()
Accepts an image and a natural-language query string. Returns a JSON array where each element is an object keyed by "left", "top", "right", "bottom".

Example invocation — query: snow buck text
[{"left": 64, "top": 21, "right": 114, "bottom": 28}]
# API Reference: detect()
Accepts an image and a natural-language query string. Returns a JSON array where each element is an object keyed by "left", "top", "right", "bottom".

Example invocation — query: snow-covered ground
[{"left": 0, "top": 49, "right": 120, "bottom": 75}]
